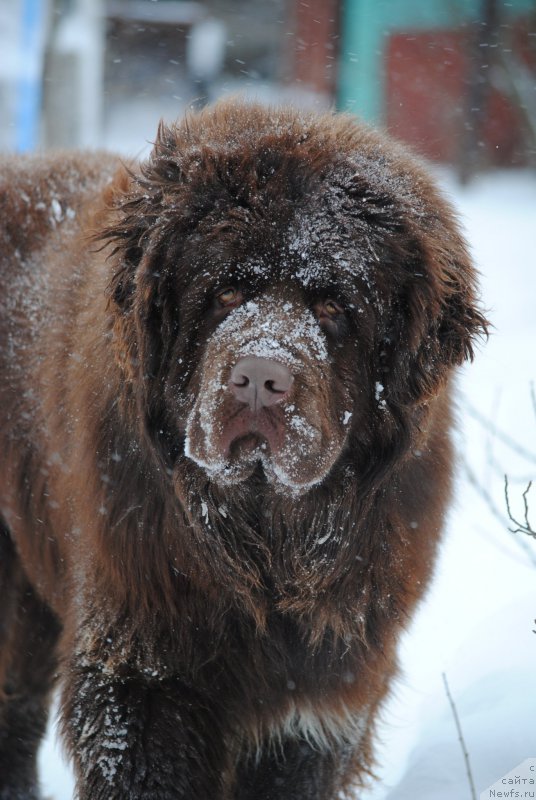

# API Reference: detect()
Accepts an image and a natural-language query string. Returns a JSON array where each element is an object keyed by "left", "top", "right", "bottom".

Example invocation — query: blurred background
[{"left": 1, "top": 0, "right": 535, "bottom": 179}]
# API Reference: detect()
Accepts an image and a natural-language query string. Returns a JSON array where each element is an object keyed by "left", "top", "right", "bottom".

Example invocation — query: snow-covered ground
[
  {"left": 364, "top": 168, "right": 536, "bottom": 799},
  {"left": 37, "top": 122, "right": 535, "bottom": 798}
]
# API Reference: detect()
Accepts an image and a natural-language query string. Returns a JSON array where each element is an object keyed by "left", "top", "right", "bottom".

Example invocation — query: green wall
[{"left": 337, "top": 0, "right": 535, "bottom": 122}]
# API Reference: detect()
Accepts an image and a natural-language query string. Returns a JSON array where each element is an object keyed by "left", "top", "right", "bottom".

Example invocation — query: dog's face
[
  {"left": 104, "top": 102, "right": 487, "bottom": 495},
  {"left": 178, "top": 166, "right": 386, "bottom": 491}
]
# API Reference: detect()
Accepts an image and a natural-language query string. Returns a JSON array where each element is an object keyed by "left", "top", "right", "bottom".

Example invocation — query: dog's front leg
[{"left": 61, "top": 659, "right": 229, "bottom": 800}]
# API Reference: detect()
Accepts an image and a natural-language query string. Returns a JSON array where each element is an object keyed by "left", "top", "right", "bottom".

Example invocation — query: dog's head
[{"left": 102, "top": 101, "right": 487, "bottom": 496}]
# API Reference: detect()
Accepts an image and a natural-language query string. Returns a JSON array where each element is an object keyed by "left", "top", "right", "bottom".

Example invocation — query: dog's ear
[
  {"left": 96, "top": 165, "right": 151, "bottom": 385},
  {"left": 98, "top": 126, "right": 186, "bottom": 385},
  {"left": 380, "top": 201, "right": 488, "bottom": 409}
]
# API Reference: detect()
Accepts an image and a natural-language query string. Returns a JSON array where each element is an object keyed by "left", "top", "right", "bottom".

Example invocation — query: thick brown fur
[{"left": 0, "top": 100, "right": 487, "bottom": 799}]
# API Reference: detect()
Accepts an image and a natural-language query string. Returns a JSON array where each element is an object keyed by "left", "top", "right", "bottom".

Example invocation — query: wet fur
[{"left": 0, "top": 101, "right": 487, "bottom": 799}]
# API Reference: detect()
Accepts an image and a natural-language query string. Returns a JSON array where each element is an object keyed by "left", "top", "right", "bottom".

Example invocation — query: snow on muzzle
[{"left": 184, "top": 296, "right": 350, "bottom": 493}]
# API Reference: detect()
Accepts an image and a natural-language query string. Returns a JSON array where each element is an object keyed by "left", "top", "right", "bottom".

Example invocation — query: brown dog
[{"left": 0, "top": 101, "right": 486, "bottom": 799}]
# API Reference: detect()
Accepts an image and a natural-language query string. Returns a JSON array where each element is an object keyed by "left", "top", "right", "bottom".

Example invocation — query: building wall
[{"left": 337, "top": 0, "right": 535, "bottom": 163}]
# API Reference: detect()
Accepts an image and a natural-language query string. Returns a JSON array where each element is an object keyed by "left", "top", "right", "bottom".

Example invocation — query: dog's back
[{"left": 0, "top": 152, "right": 119, "bottom": 600}]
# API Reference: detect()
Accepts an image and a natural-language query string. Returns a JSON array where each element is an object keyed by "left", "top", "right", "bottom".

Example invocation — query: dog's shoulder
[{"left": 0, "top": 151, "right": 121, "bottom": 270}]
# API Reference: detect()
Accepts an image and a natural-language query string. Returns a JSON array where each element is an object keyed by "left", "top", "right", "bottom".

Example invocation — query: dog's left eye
[
  {"left": 315, "top": 299, "right": 344, "bottom": 320},
  {"left": 215, "top": 287, "right": 242, "bottom": 308}
]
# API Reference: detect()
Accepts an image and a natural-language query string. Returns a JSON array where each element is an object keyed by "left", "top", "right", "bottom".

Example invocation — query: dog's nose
[{"left": 230, "top": 356, "right": 293, "bottom": 411}]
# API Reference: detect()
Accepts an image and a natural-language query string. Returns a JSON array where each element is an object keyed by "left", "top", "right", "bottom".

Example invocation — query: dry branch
[{"left": 442, "top": 672, "right": 477, "bottom": 800}]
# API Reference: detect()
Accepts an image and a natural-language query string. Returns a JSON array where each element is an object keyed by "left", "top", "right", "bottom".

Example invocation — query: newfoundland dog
[{"left": 0, "top": 100, "right": 486, "bottom": 799}]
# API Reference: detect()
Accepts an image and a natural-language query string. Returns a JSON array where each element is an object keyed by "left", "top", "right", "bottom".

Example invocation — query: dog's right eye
[
  {"left": 215, "top": 287, "right": 242, "bottom": 309},
  {"left": 323, "top": 300, "right": 343, "bottom": 318}
]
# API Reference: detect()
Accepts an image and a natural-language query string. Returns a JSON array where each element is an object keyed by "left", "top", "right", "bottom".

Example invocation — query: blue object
[{"left": 17, "top": 0, "right": 46, "bottom": 151}]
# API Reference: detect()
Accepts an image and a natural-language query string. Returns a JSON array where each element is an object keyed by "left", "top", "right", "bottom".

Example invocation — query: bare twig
[
  {"left": 442, "top": 672, "right": 477, "bottom": 800},
  {"left": 462, "top": 459, "right": 536, "bottom": 567},
  {"left": 463, "top": 458, "right": 509, "bottom": 525},
  {"left": 488, "top": 452, "right": 534, "bottom": 484},
  {"left": 465, "top": 403, "right": 536, "bottom": 464},
  {"left": 505, "top": 476, "right": 535, "bottom": 538}
]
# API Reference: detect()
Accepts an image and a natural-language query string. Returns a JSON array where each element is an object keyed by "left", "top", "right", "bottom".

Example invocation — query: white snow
[
  {"left": 38, "top": 167, "right": 535, "bottom": 797},
  {"left": 360, "top": 168, "right": 536, "bottom": 799},
  {"left": 375, "top": 381, "right": 387, "bottom": 411}
]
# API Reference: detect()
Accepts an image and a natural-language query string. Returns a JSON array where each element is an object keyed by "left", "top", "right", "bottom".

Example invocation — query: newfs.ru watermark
[{"left": 481, "top": 759, "right": 536, "bottom": 799}]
